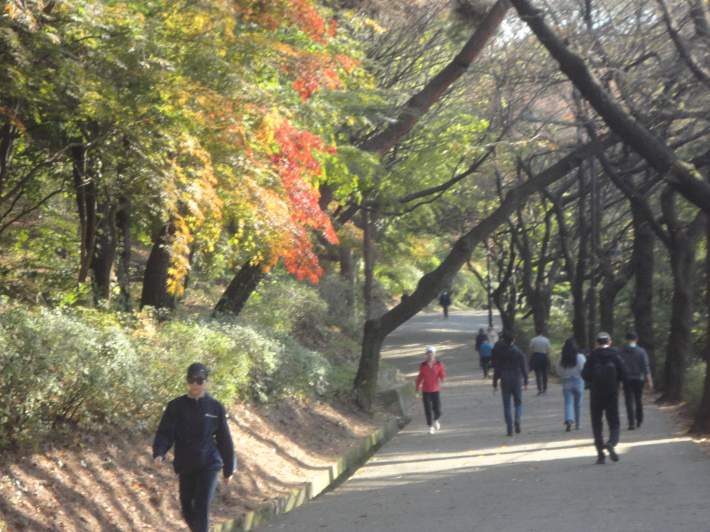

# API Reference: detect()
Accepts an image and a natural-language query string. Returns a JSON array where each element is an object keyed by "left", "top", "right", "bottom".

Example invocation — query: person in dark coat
[
  {"left": 439, "top": 291, "right": 452, "bottom": 318},
  {"left": 582, "top": 333, "right": 628, "bottom": 465},
  {"left": 492, "top": 330, "right": 529, "bottom": 436},
  {"left": 619, "top": 332, "right": 653, "bottom": 430},
  {"left": 153, "top": 363, "right": 236, "bottom": 532}
]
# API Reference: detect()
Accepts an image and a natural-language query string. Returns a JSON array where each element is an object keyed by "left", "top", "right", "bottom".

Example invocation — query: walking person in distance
[
  {"left": 528, "top": 328, "right": 552, "bottom": 395},
  {"left": 416, "top": 346, "right": 447, "bottom": 434},
  {"left": 153, "top": 363, "right": 236, "bottom": 532},
  {"left": 492, "top": 330, "right": 529, "bottom": 437},
  {"left": 619, "top": 332, "right": 653, "bottom": 430},
  {"left": 556, "top": 338, "right": 587, "bottom": 431},
  {"left": 582, "top": 333, "right": 628, "bottom": 464}
]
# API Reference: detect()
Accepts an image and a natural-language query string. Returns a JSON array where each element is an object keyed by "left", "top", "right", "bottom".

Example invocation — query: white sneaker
[
  {"left": 434, "top": 420, "right": 440, "bottom": 431},
  {"left": 428, "top": 426, "right": 435, "bottom": 434}
]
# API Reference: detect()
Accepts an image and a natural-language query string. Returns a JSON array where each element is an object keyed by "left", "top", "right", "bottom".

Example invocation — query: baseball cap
[
  {"left": 186, "top": 362, "right": 209, "bottom": 379},
  {"left": 596, "top": 332, "right": 611, "bottom": 342},
  {"left": 426, "top": 346, "right": 436, "bottom": 354}
]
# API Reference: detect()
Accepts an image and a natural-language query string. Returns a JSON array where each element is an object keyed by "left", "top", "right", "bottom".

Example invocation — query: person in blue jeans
[
  {"left": 492, "top": 330, "right": 529, "bottom": 436},
  {"left": 556, "top": 338, "right": 587, "bottom": 431}
]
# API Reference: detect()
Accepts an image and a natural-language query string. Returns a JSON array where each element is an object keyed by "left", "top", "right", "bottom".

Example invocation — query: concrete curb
[{"left": 211, "top": 386, "right": 413, "bottom": 532}]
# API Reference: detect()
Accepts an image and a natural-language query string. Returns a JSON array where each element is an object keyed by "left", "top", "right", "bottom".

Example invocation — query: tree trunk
[
  {"left": 140, "top": 223, "right": 177, "bottom": 311},
  {"left": 631, "top": 202, "right": 657, "bottom": 372},
  {"left": 508, "top": 0, "right": 710, "bottom": 213},
  {"left": 212, "top": 259, "right": 266, "bottom": 316},
  {"left": 598, "top": 270, "right": 631, "bottom": 337},
  {"left": 572, "top": 191, "right": 588, "bottom": 347},
  {"left": 659, "top": 190, "right": 706, "bottom": 403},
  {"left": 690, "top": 215, "right": 710, "bottom": 433},
  {"left": 491, "top": 245, "right": 517, "bottom": 331},
  {"left": 90, "top": 201, "right": 119, "bottom": 301},
  {"left": 353, "top": 136, "right": 616, "bottom": 408},
  {"left": 115, "top": 202, "right": 132, "bottom": 311},
  {"left": 363, "top": 210, "right": 374, "bottom": 320},
  {"left": 340, "top": 246, "right": 356, "bottom": 314},
  {"left": 73, "top": 146, "right": 97, "bottom": 284}
]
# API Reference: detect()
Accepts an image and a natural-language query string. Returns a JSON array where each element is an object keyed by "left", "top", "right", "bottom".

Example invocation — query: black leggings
[
  {"left": 179, "top": 469, "right": 220, "bottom": 532},
  {"left": 422, "top": 391, "right": 441, "bottom": 426}
]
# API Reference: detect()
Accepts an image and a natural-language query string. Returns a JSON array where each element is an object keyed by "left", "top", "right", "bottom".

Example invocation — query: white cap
[{"left": 426, "top": 346, "right": 436, "bottom": 354}]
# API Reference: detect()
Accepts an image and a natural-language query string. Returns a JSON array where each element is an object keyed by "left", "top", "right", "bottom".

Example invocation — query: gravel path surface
[{"left": 257, "top": 311, "right": 710, "bottom": 532}]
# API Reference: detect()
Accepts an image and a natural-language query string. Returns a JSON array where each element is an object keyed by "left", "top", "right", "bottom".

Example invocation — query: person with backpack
[
  {"left": 479, "top": 337, "right": 493, "bottom": 379},
  {"left": 492, "top": 330, "right": 529, "bottom": 437},
  {"left": 415, "top": 346, "right": 447, "bottom": 434},
  {"left": 475, "top": 328, "right": 488, "bottom": 352},
  {"left": 556, "top": 338, "right": 587, "bottom": 431},
  {"left": 581, "top": 332, "right": 628, "bottom": 464},
  {"left": 619, "top": 332, "right": 653, "bottom": 430},
  {"left": 153, "top": 363, "right": 236, "bottom": 532}
]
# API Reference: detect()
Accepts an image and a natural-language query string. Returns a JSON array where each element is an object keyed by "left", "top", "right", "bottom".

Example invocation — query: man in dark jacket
[
  {"left": 492, "top": 330, "right": 529, "bottom": 437},
  {"left": 582, "top": 333, "right": 628, "bottom": 464},
  {"left": 154, "top": 363, "right": 236, "bottom": 532},
  {"left": 439, "top": 291, "right": 452, "bottom": 318},
  {"left": 619, "top": 332, "right": 653, "bottom": 430}
]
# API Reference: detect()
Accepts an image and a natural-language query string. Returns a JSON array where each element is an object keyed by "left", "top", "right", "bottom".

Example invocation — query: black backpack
[{"left": 592, "top": 357, "right": 618, "bottom": 395}]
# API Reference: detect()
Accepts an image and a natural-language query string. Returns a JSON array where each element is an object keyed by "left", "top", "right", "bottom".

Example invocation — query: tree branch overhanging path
[
  {"left": 353, "top": 136, "right": 618, "bottom": 408},
  {"left": 507, "top": 0, "right": 710, "bottom": 215}
]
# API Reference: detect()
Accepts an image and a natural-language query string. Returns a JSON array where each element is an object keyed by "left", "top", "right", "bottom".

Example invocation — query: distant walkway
[{"left": 258, "top": 310, "right": 710, "bottom": 531}]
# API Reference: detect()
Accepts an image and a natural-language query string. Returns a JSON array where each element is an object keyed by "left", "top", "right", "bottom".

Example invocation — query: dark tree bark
[
  {"left": 357, "top": 0, "right": 511, "bottom": 155},
  {"left": 140, "top": 223, "right": 177, "bottom": 311},
  {"left": 690, "top": 215, "right": 710, "bottom": 433},
  {"left": 572, "top": 173, "right": 589, "bottom": 348},
  {"left": 363, "top": 210, "right": 374, "bottom": 320},
  {"left": 115, "top": 202, "right": 132, "bottom": 311},
  {"left": 658, "top": 189, "right": 706, "bottom": 403},
  {"left": 353, "top": 136, "right": 617, "bottom": 408},
  {"left": 630, "top": 201, "right": 657, "bottom": 372},
  {"left": 89, "top": 201, "right": 119, "bottom": 301},
  {"left": 508, "top": 0, "right": 710, "bottom": 214},
  {"left": 212, "top": 259, "right": 267, "bottom": 316},
  {"left": 598, "top": 262, "right": 632, "bottom": 337},
  {"left": 73, "top": 146, "right": 97, "bottom": 284},
  {"left": 491, "top": 244, "right": 517, "bottom": 331}
]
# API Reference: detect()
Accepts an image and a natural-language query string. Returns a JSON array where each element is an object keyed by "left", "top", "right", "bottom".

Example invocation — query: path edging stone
[{"left": 210, "top": 384, "right": 413, "bottom": 532}]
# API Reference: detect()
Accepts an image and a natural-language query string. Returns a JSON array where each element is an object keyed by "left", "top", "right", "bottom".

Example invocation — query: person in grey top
[
  {"left": 619, "top": 332, "right": 653, "bottom": 430},
  {"left": 528, "top": 329, "right": 551, "bottom": 394}
]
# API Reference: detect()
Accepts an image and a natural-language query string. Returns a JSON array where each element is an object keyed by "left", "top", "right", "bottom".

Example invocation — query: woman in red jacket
[{"left": 416, "top": 346, "right": 447, "bottom": 434}]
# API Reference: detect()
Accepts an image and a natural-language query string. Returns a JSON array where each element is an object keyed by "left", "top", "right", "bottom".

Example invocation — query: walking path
[{"left": 257, "top": 311, "right": 710, "bottom": 532}]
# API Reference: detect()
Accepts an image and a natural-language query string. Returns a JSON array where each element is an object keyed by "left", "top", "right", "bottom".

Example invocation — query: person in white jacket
[{"left": 556, "top": 339, "right": 587, "bottom": 431}]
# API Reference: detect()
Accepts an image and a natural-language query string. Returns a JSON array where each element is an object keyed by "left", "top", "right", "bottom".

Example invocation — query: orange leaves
[{"left": 234, "top": 0, "right": 330, "bottom": 43}]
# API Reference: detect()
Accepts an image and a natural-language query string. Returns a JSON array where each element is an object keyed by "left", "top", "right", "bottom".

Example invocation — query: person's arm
[
  {"left": 215, "top": 403, "right": 236, "bottom": 484},
  {"left": 519, "top": 349, "right": 529, "bottom": 387},
  {"left": 642, "top": 350, "right": 654, "bottom": 390},
  {"left": 581, "top": 357, "right": 592, "bottom": 384},
  {"left": 153, "top": 400, "right": 178, "bottom": 469},
  {"left": 439, "top": 363, "right": 447, "bottom": 383},
  {"left": 415, "top": 367, "right": 424, "bottom": 393},
  {"left": 615, "top": 355, "right": 629, "bottom": 382}
]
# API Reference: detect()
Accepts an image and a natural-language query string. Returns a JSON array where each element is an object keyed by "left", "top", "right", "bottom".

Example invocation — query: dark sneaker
[
  {"left": 637, "top": 422, "right": 642, "bottom": 429},
  {"left": 515, "top": 422, "right": 521, "bottom": 434},
  {"left": 565, "top": 421, "right": 572, "bottom": 432},
  {"left": 605, "top": 443, "right": 619, "bottom": 462},
  {"left": 595, "top": 455, "right": 606, "bottom": 465},
  {"left": 628, "top": 425, "right": 635, "bottom": 431}
]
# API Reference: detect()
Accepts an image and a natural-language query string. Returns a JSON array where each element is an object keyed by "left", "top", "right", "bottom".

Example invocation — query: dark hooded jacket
[{"left": 492, "top": 343, "right": 529, "bottom": 389}]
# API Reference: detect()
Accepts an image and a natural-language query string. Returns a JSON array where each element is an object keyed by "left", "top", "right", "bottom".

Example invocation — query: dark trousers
[
  {"left": 623, "top": 379, "right": 645, "bottom": 428},
  {"left": 501, "top": 379, "right": 523, "bottom": 433},
  {"left": 422, "top": 391, "right": 441, "bottom": 426},
  {"left": 480, "top": 357, "right": 491, "bottom": 378},
  {"left": 590, "top": 393, "right": 620, "bottom": 455},
  {"left": 442, "top": 305, "right": 449, "bottom": 318},
  {"left": 533, "top": 367, "right": 548, "bottom": 392},
  {"left": 179, "top": 469, "right": 220, "bottom": 532}
]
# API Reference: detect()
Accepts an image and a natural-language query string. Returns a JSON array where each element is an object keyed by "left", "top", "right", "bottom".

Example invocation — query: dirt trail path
[{"left": 257, "top": 310, "right": 710, "bottom": 532}]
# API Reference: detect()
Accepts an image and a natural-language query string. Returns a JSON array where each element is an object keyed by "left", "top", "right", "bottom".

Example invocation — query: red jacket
[{"left": 416, "top": 360, "right": 446, "bottom": 392}]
